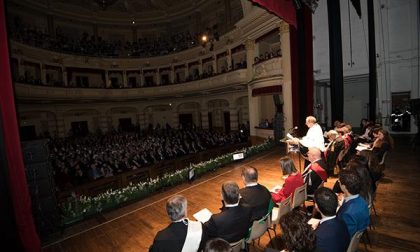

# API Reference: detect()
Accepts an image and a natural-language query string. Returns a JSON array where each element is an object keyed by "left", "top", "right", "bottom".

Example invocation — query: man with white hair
[
  {"left": 150, "top": 195, "right": 207, "bottom": 252},
  {"left": 302, "top": 147, "right": 328, "bottom": 198},
  {"left": 289, "top": 116, "right": 325, "bottom": 152}
]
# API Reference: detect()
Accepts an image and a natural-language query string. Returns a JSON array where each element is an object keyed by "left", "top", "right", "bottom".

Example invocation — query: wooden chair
[{"left": 291, "top": 184, "right": 307, "bottom": 210}]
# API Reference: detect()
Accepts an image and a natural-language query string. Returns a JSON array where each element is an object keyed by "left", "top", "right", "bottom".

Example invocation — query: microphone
[{"left": 288, "top": 126, "right": 298, "bottom": 133}]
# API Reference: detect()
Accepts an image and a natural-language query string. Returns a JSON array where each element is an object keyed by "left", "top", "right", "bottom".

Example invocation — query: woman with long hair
[
  {"left": 271, "top": 157, "right": 304, "bottom": 203},
  {"left": 372, "top": 128, "right": 394, "bottom": 162},
  {"left": 280, "top": 211, "right": 316, "bottom": 252}
]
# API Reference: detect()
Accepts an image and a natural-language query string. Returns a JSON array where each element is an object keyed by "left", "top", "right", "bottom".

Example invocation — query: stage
[{"left": 43, "top": 137, "right": 420, "bottom": 251}]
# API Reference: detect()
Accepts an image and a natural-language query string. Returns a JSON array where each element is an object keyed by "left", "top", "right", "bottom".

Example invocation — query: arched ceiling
[{"left": 9, "top": 0, "right": 243, "bottom": 26}]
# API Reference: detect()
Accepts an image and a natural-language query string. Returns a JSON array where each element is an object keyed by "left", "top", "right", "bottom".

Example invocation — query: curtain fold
[
  {"left": 0, "top": 0, "right": 41, "bottom": 251},
  {"left": 250, "top": 0, "right": 297, "bottom": 27}
]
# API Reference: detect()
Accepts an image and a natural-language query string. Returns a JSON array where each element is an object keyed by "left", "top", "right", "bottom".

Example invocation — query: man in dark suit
[
  {"left": 205, "top": 181, "right": 252, "bottom": 243},
  {"left": 150, "top": 195, "right": 207, "bottom": 252},
  {"left": 313, "top": 187, "right": 350, "bottom": 252},
  {"left": 302, "top": 148, "right": 328, "bottom": 197},
  {"left": 336, "top": 170, "right": 370, "bottom": 238},
  {"left": 239, "top": 166, "right": 273, "bottom": 221}
]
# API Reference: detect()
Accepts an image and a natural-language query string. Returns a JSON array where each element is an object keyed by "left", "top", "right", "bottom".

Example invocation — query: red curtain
[
  {"left": 250, "top": 0, "right": 297, "bottom": 28},
  {"left": 0, "top": 0, "right": 41, "bottom": 251}
]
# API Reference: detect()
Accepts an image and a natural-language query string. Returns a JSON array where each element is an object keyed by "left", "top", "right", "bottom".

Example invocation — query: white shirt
[
  {"left": 319, "top": 215, "right": 336, "bottom": 225},
  {"left": 300, "top": 123, "right": 325, "bottom": 151}
]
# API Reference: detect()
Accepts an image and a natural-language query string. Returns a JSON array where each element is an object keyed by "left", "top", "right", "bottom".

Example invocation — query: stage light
[{"left": 201, "top": 35, "right": 208, "bottom": 43}]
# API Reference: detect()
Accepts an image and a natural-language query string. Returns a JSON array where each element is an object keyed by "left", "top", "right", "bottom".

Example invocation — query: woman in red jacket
[{"left": 271, "top": 156, "right": 304, "bottom": 203}]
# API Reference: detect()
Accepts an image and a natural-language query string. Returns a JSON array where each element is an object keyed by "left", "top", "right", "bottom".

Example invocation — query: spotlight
[{"left": 201, "top": 35, "right": 208, "bottom": 43}]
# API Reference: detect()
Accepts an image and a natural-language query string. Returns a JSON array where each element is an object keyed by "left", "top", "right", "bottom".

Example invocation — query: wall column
[
  {"left": 122, "top": 70, "right": 128, "bottom": 87},
  {"left": 280, "top": 22, "right": 293, "bottom": 131},
  {"left": 138, "top": 112, "right": 146, "bottom": 130},
  {"left": 201, "top": 108, "right": 209, "bottom": 129},
  {"left": 105, "top": 70, "right": 110, "bottom": 88},
  {"left": 245, "top": 39, "right": 255, "bottom": 81},
  {"left": 212, "top": 53, "right": 217, "bottom": 74},
  {"left": 98, "top": 114, "right": 109, "bottom": 133},
  {"left": 172, "top": 110, "right": 179, "bottom": 129},
  {"left": 40, "top": 63, "right": 46, "bottom": 85},
  {"left": 226, "top": 49, "right": 232, "bottom": 70},
  {"left": 229, "top": 107, "right": 238, "bottom": 131},
  {"left": 62, "top": 67, "right": 68, "bottom": 86},
  {"left": 55, "top": 113, "right": 66, "bottom": 138},
  {"left": 156, "top": 70, "right": 160, "bottom": 86}
]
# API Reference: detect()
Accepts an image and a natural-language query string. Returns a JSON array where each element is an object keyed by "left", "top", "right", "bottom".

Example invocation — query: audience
[
  {"left": 313, "top": 187, "right": 350, "bottom": 252},
  {"left": 279, "top": 210, "right": 316, "bottom": 252},
  {"left": 149, "top": 195, "right": 207, "bottom": 252},
  {"left": 50, "top": 128, "right": 247, "bottom": 190},
  {"left": 271, "top": 157, "right": 304, "bottom": 204},
  {"left": 239, "top": 166, "right": 272, "bottom": 221},
  {"left": 10, "top": 18, "right": 202, "bottom": 58}
]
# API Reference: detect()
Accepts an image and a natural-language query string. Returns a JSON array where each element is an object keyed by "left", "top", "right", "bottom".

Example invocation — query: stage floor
[{"left": 43, "top": 138, "right": 420, "bottom": 252}]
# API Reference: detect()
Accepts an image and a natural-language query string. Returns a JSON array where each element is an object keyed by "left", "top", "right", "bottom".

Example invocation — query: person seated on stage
[
  {"left": 302, "top": 148, "right": 328, "bottom": 198},
  {"left": 336, "top": 170, "right": 370, "bottom": 239},
  {"left": 280, "top": 211, "right": 316, "bottom": 252},
  {"left": 271, "top": 157, "right": 304, "bottom": 204},
  {"left": 371, "top": 128, "right": 393, "bottom": 163},
  {"left": 149, "top": 195, "right": 207, "bottom": 252},
  {"left": 288, "top": 116, "right": 325, "bottom": 152},
  {"left": 324, "top": 130, "right": 344, "bottom": 176},
  {"left": 239, "top": 166, "right": 273, "bottom": 221},
  {"left": 313, "top": 187, "right": 350, "bottom": 252},
  {"left": 205, "top": 181, "right": 252, "bottom": 243},
  {"left": 204, "top": 238, "right": 232, "bottom": 252}
]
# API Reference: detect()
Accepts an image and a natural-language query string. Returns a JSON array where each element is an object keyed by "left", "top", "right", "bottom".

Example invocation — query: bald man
[{"left": 302, "top": 148, "right": 328, "bottom": 198}]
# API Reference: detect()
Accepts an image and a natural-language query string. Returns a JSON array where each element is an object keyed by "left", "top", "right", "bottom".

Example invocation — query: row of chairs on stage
[{"left": 229, "top": 182, "right": 378, "bottom": 252}]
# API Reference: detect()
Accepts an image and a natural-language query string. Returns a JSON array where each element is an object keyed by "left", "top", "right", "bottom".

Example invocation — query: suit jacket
[
  {"left": 149, "top": 220, "right": 207, "bottom": 252},
  {"left": 271, "top": 172, "right": 304, "bottom": 203},
  {"left": 336, "top": 195, "right": 370, "bottom": 238},
  {"left": 204, "top": 204, "right": 252, "bottom": 243},
  {"left": 315, "top": 217, "right": 350, "bottom": 252},
  {"left": 240, "top": 184, "right": 273, "bottom": 221}
]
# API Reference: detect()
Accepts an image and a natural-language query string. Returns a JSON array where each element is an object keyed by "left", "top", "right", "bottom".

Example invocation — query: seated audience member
[
  {"left": 239, "top": 166, "right": 273, "bottom": 221},
  {"left": 271, "top": 157, "right": 304, "bottom": 204},
  {"left": 313, "top": 187, "right": 350, "bottom": 252},
  {"left": 302, "top": 148, "right": 328, "bottom": 198},
  {"left": 371, "top": 128, "right": 393, "bottom": 163},
  {"left": 280, "top": 211, "right": 316, "bottom": 252},
  {"left": 150, "top": 195, "right": 207, "bottom": 252},
  {"left": 324, "top": 130, "right": 344, "bottom": 176},
  {"left": 336, "top": 170, "right": 370, "bottom": 238},
  {"left": 204, "top": 238, "right": 232, "bottom": 252},
  {"left": 205, "top": 181, "right": 252, "bottom": 243}
]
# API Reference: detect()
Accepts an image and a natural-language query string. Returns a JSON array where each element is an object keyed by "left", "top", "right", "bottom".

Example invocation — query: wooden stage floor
[{"left": 43, "top": 137, "right": 420, "bottom": 252}]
